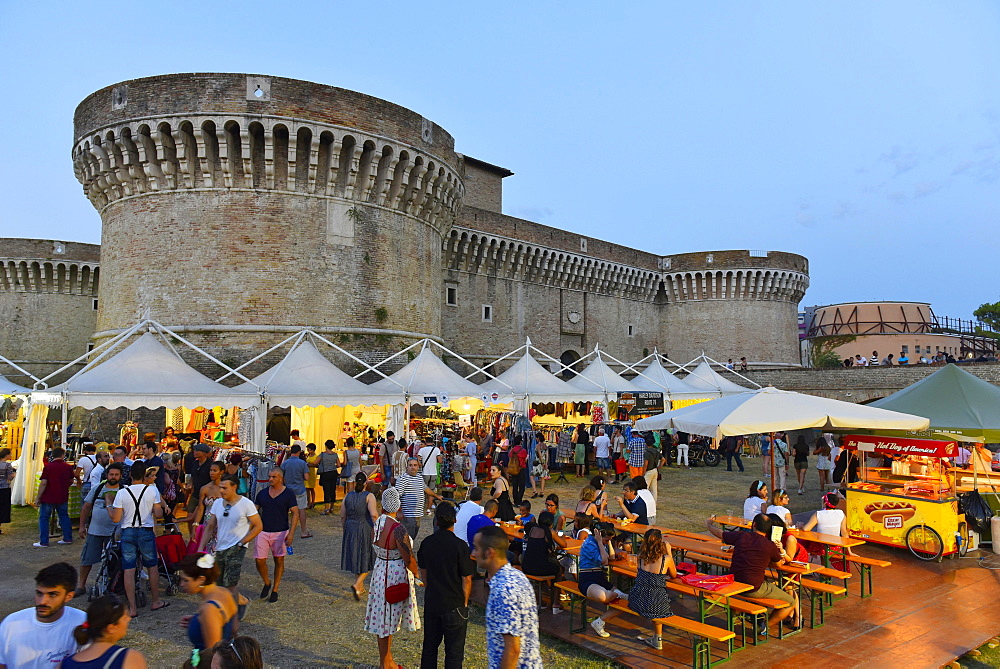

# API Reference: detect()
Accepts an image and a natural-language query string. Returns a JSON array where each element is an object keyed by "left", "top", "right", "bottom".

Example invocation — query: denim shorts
[
  {"left": 596, "top": 457, "right": 612, "bottom": 470},
  {"left": 120, "top": 527, "right": 158, "bottom": 569},
  {"left": 80, "top": 533, "right": 111, "bottom": 566}
]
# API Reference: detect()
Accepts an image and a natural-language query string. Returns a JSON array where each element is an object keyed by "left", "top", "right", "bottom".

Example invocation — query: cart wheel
[
  {"left": 704, "top": 450, "right": 721, "bottom": 467},
  {"left": 668, "top": 446, "right": 678, "bottom": 463},
  {"left": 137, "top": 588, "right": 148, "bottom": 608},
  {"left": 957, "top": 521, "right": 970, "bottom": 558},
  {"left": 905, "top": 524, "right": 943, "bottom": 561}
]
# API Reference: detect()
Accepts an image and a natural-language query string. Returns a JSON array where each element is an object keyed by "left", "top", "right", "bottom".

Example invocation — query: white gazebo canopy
[
  {"left": 679, "top": 360, "right": 751, "bottom": 395},
  {"left": 41, "top": 331, "right": 260, "bottom": 410},
  {"left": 0, "top": 374, "right": 29, "bottom": 396},
  {"left": 370, "top": 342, "right": 488, "bottom": 404},
  {"left": 631, "top": 356, "right": 714, "bottom": 400},
  {"left": 633, "top": 386, "right": 931, "bottom": 438},
  {"left": 235, "top": 338, "right": 402, "bottom": 407},
  {"left": 566, "top": 350, "right": 643, "bottom": 394},
  {"left": 486, "top": 349, "right": 601, "bottom": 403}
]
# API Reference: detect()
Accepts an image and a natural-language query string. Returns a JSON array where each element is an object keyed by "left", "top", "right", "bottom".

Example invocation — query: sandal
[{"left": 351, "top": 585, "right": 360, "bottom": 601}]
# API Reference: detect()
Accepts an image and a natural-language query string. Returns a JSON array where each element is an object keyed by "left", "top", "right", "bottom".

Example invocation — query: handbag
[{"left": 379, "top": 517, "right": 411, "bottom": 604}]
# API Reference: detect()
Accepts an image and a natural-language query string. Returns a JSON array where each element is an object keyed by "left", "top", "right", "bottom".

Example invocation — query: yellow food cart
[{"left": 844, "top": 434, "right": 964, "bottom": 561}]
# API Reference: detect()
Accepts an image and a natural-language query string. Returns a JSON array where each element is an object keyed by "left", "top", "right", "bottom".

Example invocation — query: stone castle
[{"left": 1, "top": 73, "right": 809, "bottom": 381}]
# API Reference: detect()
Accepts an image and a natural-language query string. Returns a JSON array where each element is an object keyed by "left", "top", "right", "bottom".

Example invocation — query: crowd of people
[{"left": 1, "top": 421, "right": 877, "bottom": 668}]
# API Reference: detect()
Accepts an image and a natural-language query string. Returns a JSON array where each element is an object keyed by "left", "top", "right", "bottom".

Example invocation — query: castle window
[
  {"left": 627, "top": 325, "right": 634, "bottom": 337},
  {"left": 87, "top": 343, "right": 95, "bottom": 352},
  {"left": 482, "top": 304, "right": 493, "bottom": 322},
  {"left": 446, "top": 286, "right": 457, "bottom": 306},
  {"left": 92, "top": 299, "right": 99, "bottom": 310}
]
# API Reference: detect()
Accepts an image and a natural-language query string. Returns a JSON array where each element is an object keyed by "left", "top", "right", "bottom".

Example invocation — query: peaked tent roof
[
  {"left": 870, "top": 364, "right": 1000, "bottom": 439},
  {"left": 44, "top": 332, "right": 260, "bottom": 409},
  {"left": 566, "top": 355, "right": 643, "bottom": 394},
  {"left": 631, "top": 357, "right": 715, "bottom": 399},
  {"left": 634, "top": 386, "right": 930, "bottom": 438},
  {"left": 484, "top": 351, "right": 601, "bottom": 403},
  {"left": 0, "top": 374, "right": 29, "bottom": 395},
  {"left": 370, "top": 344, "right": 486, "bottom": 403},
  {"left": 680, "top": 361, "right": 749, "bottom": 395},
  {"left": 235, "top": 339, "right": 402, "bottom": 407}
]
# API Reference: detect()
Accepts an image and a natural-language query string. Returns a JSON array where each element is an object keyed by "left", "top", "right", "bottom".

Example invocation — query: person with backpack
[
  {"left": 76, "top": 462, "right": 125, "bottom": 597},
  {"left": 109, "top": 462, "right": 167, "bottom": 617},
  {"left": 507, "top": 437, "right": 529, "bottom": 505}
]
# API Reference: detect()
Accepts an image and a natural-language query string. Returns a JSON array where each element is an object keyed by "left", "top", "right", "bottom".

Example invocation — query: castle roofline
[{"left": 461, "top": 155, "right": 513, "bottom": 177}]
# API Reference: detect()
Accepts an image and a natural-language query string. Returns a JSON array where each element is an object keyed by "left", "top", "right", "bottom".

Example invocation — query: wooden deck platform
[{"left": 482, "top": 544, "right": 1000, "bottom": 668}]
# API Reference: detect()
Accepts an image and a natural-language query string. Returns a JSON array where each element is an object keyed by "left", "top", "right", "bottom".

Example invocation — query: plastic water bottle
[{"left": 286, "top": 545, "right": 294, "bottom": 556}]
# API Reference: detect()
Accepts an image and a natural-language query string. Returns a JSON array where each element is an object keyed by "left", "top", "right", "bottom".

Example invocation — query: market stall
[
  {"left": 676, "top": 358, "right": 755, "bottom": 396},
  {"left": 844, "top": 434, "right": 962, "bottom": 561},
  {"left": 627, "top": 353, "right": 717, "bottom": 409}
]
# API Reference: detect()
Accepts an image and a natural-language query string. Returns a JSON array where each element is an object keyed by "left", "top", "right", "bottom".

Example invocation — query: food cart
[{"left": 844, "top": 434, "right": 964, "bottom": 561}]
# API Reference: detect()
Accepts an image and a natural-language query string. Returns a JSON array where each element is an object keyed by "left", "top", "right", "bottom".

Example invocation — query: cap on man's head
[{"left": 193, "top": 443, "right": 211, "bottom": 454}]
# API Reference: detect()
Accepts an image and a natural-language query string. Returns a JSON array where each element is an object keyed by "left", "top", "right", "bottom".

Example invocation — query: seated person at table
[
  {"left": 515, "top": 501, "right": 534, "bottom": 526},
  {"left": 581, "top": 524, "right": 629, "bottom": 639},
  {"left": 575, "top": 486, "right": 602, "bottom": 522},
  {"left": 766, "top": 489, "right": 793, "bottom": 527},
  {"left": 630, "top": 476, "right": 657, "bottom": 523},
  {"left": 466, "top": 499, "right": 499, "bottom": 551},
  {"left": 520, "top": 511, "right": 568, "bottom": 584},
  {"left": 628, "top": 528, "right": 678, "bottom": 650},
  {"left": 744, "top": 480, "right": 769, "bottom": 521},
  {"left": 614, "top": 482, "right": 648, "bottom": 525},
  {"left": 800, "top": 492, "right": 856, "bottom": 562},
  {"left": 543, "top": 494, "right": 566, "bottom": 532},
  {"left": 706, "top": 513, "right": 795, "bottom": 635},
  {"left": 766, "top": 514, "right": 803, "bottom": 628}
]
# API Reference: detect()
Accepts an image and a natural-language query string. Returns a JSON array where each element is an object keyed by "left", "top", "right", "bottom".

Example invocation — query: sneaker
[
  {"left": 259, "top": 584, "right": 271, "bottom": 600},
  {"left": 612, "top": 588, "right": 628, "bottom": 601},
  {"left": 639, "top": 635, "right": 662, "bottom": 650},
  {"left": 57, "top": 540, "right": 73, "bottom": 545},
  {"left": 758, "top": 620, "right": 769, "bottom": 637},
  {"left": 591, "top": 618, "right": 610, "bottom": 638},
  {"left": 268, "top": 591, "right": 279, "bottom": 603},
  {"left": 32, "top": 542, "right": 48, "bottom": 548}
]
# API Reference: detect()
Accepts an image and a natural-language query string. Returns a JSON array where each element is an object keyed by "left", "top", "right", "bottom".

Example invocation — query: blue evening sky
[{"left": 1, "top": 2, "right": 997, "bottom": 320}]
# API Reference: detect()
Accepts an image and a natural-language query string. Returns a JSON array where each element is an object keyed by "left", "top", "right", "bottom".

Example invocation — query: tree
[
  {"left": 974, "top": 301, "right": 1000, "bottom": 331},
  {"left": 808, "top": 335, "right": 858, "bottom": 369}
]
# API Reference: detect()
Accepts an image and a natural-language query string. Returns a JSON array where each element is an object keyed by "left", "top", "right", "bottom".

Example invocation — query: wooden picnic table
[{"left": 710, "top": 515, "right": 865, "bottom": 568}]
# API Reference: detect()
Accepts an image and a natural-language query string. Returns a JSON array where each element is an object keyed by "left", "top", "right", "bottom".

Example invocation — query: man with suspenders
[{"left": 109, "top": 461, "right": 167, "bottom": 617}]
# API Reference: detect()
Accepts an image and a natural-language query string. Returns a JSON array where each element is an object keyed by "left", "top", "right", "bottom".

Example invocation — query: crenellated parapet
[
  {"left": 445, "top": 227, "right": 661, "bottom": 301},
  {"left": 1, "top": 258, "right": 99, "bottom": 296},
  {"left": 660, "top": 250, "right": 808, "bottom": 304},
  {"left": 72, "top": 115, "right": 464, "bottom": 233}
]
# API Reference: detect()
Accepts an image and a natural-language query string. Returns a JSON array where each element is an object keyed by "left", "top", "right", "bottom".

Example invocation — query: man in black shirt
[
  {"left": 417, "top": 501, "right": 475, "bottom": 669},
  {"left": 183, "top": 443, "right": 214, "bottom": 539}
]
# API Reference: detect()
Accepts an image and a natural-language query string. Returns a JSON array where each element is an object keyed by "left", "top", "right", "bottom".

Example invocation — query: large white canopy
[
  {"left": 566, "top": 355, "right": 643, "bottom": 394},
  {"left": 42, "top": 332, "right": 260, "bottom": 410},
  {"left": 631, "top": 357, "right": 714, "bottom": 400},
  {"left": 485, "top": 351, "right": 601, "bottom": 403},
  {"left": 235, "top": 339, "right": 402, "bottom": 407},
  {"left": 633, "top": 386, "right": 930, "bottom": 439},
  {"left": 0, "top": 374, "right": 29, "bottom": 395},
  {"left": 679, "top": 360, "right": 750, "bottom": 395},
  {"left": 370, "top": 344, "right": 487, "bottom": 404}
]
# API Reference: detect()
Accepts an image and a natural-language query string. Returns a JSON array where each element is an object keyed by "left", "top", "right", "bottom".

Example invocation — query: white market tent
[
  {"left": 233, "top": 335, "right": 403, "bottom": 407},
  {"left": 629, "top": 355, "right": 713, "bottom": 400},
  {"left": 566, "top": 347, "right": 643, "bottom": 395},
  {"left": 0, "top": 374, "right": 29, "bottom": 395},
  {"left": 633, "top": 386, "right": 931, "bottom": 438},
  {"left": 485, "top": 340, "right": 602, "bottom": 404},
  {"left": 370, "top": 340, "right": 505, "bottom": 404},
  {"left": 41, "top": 332, "right": 260, "bottom": 410},
  {"left": 678, "top": 359, "right": 753, "bottom": 395}
]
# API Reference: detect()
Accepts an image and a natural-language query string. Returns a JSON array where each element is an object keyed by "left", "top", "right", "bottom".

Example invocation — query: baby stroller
[
  {"left": 89, "top": 536, "right": 148, "bottom": 608},
  {"left": 155, "top": 524, "right": 186, "bottom": 596}
]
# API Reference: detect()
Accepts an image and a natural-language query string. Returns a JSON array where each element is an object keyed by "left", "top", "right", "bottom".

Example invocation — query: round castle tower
[
  {"left": 73, "top": 73, "right": 464, "bottom": 363},
  {"left": 659, "top": 250, "right": 809, "bottom": 363}
]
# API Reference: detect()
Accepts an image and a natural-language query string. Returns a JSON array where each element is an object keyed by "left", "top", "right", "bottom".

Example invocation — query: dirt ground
[{"left": 0, "top": 456, "right": 826, "bottom": 668}]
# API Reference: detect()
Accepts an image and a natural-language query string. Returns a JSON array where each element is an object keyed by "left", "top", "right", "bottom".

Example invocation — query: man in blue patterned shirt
[
  {"left": 626, "top": 431, "right": 648, "bottom": 481},
  {"left": 472, "top": 525, "right": 542, "bottom": 668}
]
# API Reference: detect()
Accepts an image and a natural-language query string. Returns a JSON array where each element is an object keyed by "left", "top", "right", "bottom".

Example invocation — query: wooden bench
[
  {"left": 800, "top": 578, "right": 847, "bottom": 628},
  {"left": 554, "top": 581, "right": 734, "bottom": 668},
  {"left": 666, "top": 580, "right": 768, "bottom": 650},
  {"left": 845, "top": 555, "right": 891, "bottom": 598},
  {"left": 523, "top": 572, "right": 556, "bottom": 609},
  {"left": 735, "top": 595, "right": 793, "bottom": 642}
]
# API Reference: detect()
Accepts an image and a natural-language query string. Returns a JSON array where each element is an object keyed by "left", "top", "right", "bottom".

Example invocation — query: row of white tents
[{"left": 1, "top": 320, "right": 759, "bottom": 504}]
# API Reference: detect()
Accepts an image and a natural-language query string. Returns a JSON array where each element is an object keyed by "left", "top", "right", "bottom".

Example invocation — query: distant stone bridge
[{"left": 741, "top": 363, "right": 1000, "bottom": 403}]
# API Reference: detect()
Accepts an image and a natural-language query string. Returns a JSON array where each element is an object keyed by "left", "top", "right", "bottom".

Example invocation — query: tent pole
[
  {"left": 61, "top": 401, "right": 68, "bottom": 450},
  {"left": 770, "top": 431, "right": 777, "bottom": 492}
]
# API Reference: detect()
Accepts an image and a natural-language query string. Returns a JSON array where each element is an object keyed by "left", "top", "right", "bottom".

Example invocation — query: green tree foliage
[
  {"left": 809, "top": 335, "right": 858, "bottom": 368},
  {"left": 974, "top": 301, "right": 1000, "bottom": 331}
]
